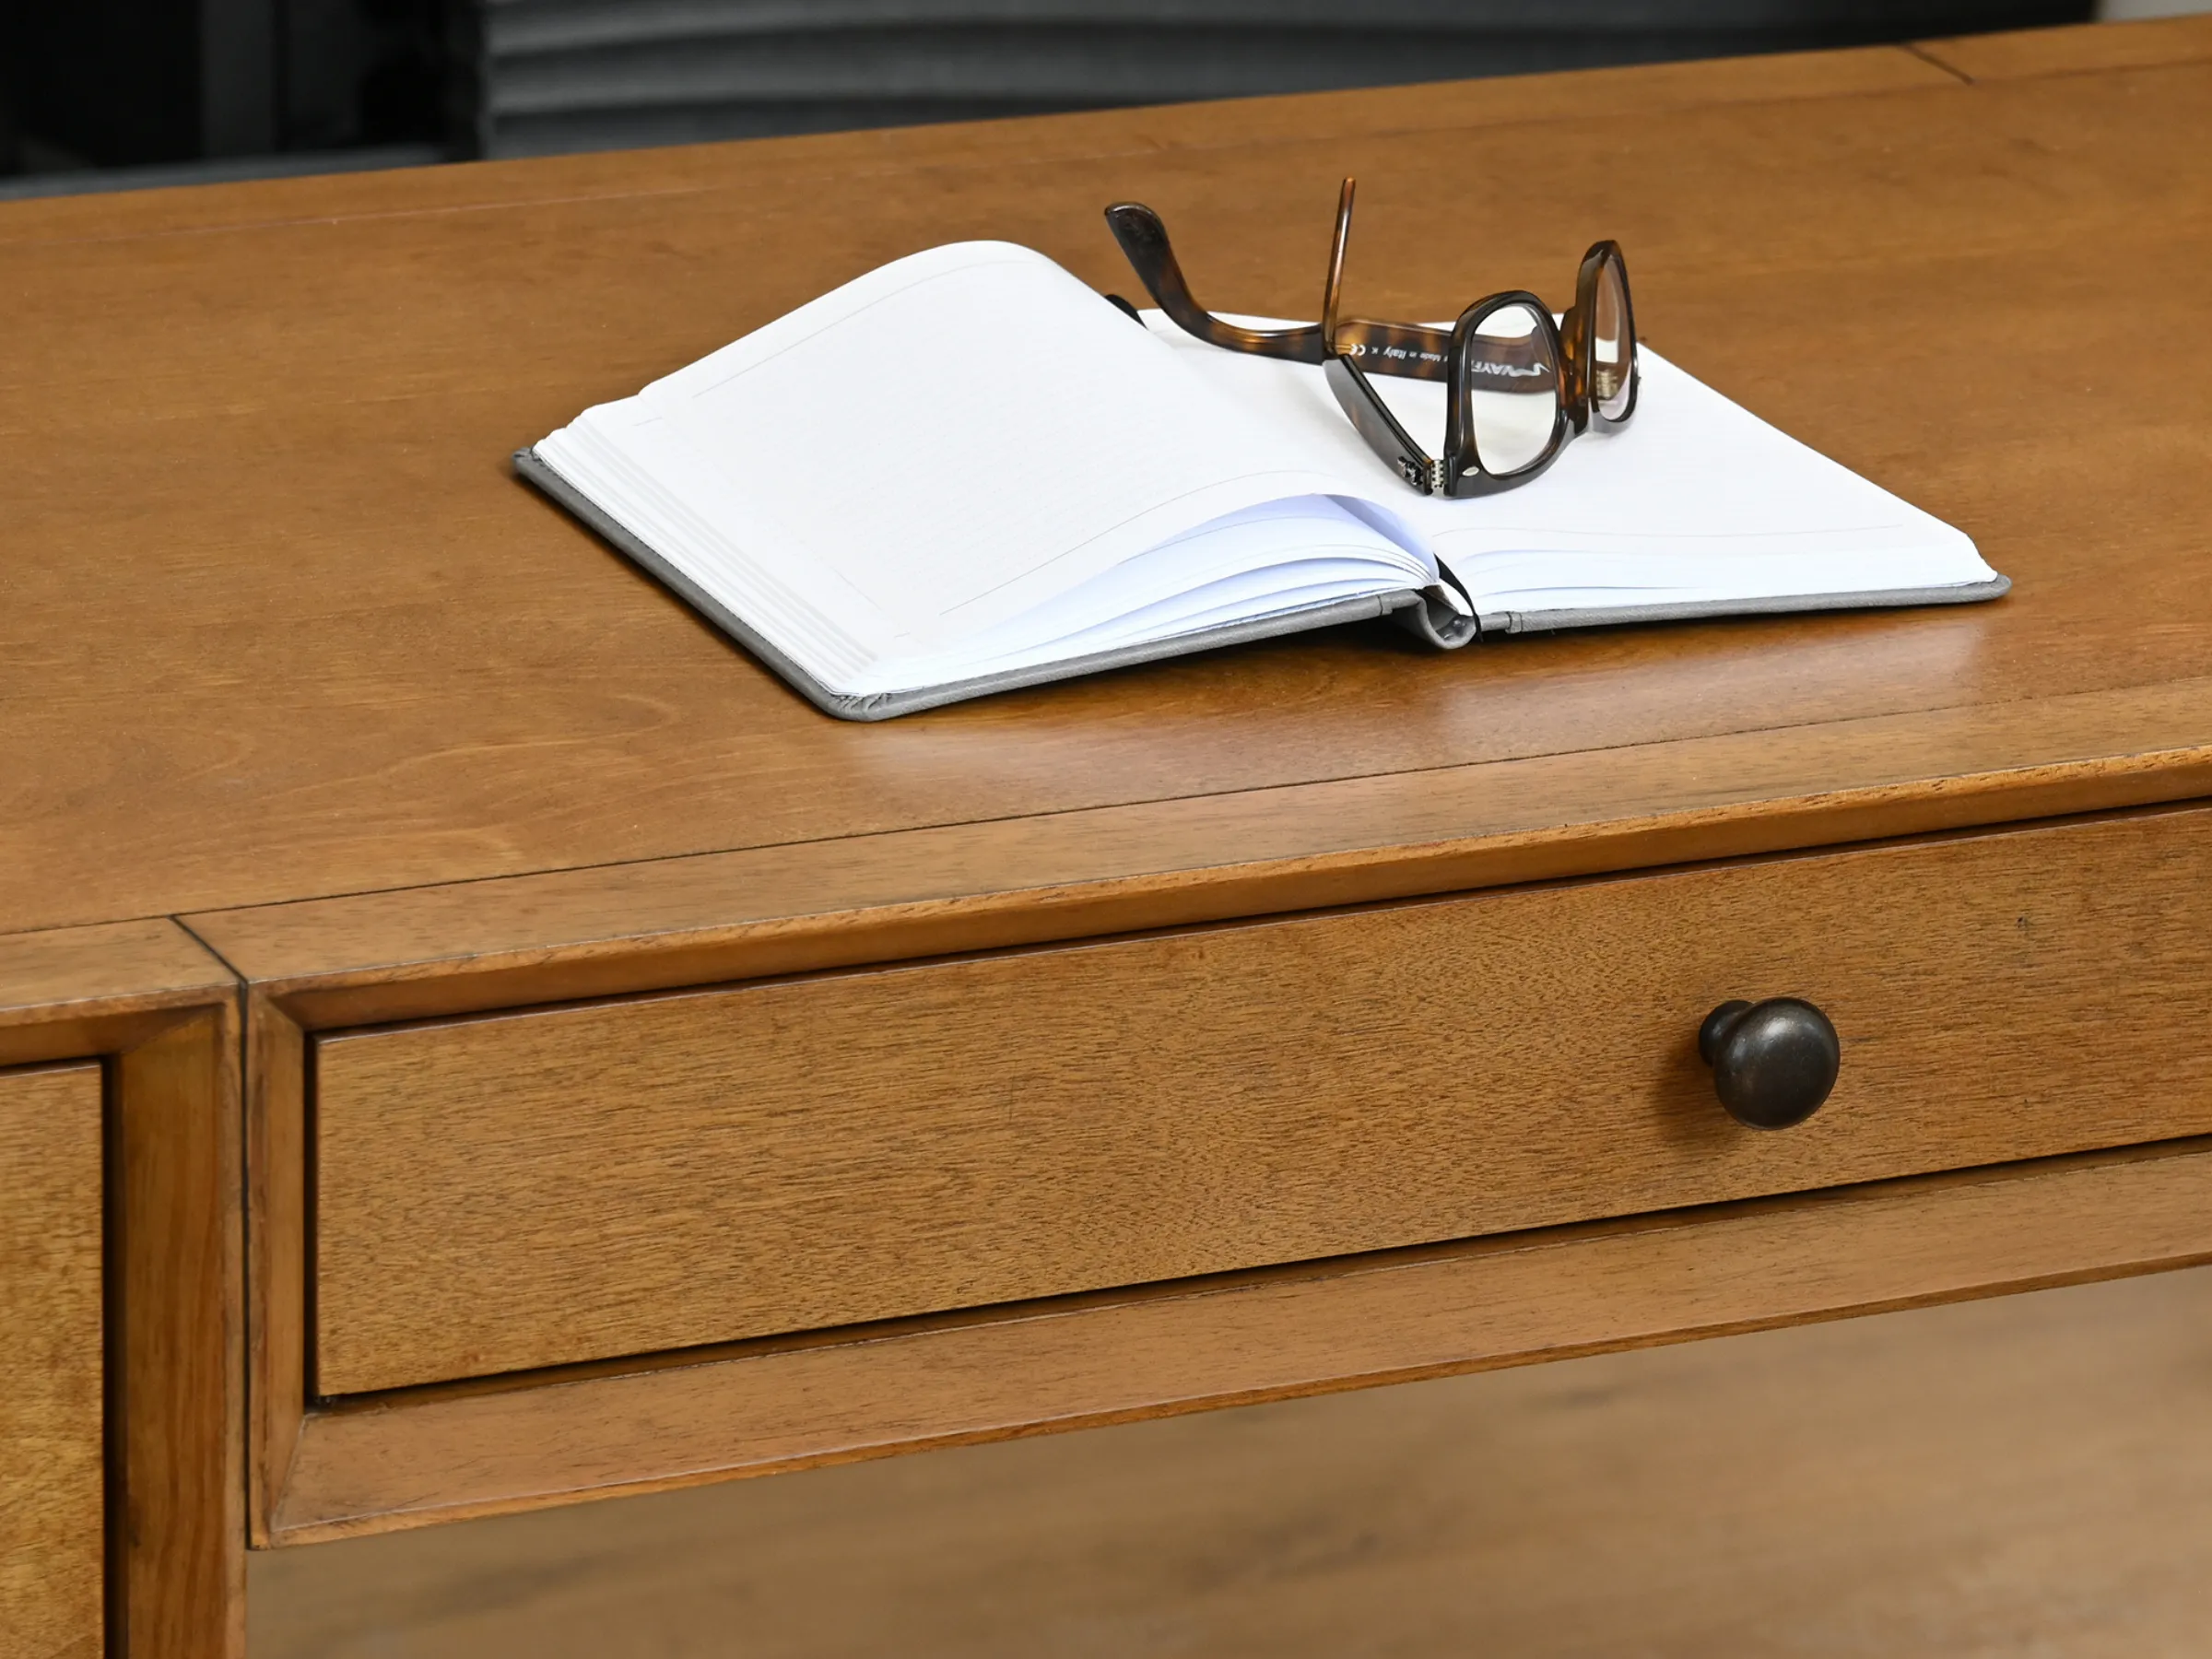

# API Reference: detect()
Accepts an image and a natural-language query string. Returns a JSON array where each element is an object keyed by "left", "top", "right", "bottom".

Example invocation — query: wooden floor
[{"left": 250, "top": 1265, "right": 2212, "bottom": 1657}]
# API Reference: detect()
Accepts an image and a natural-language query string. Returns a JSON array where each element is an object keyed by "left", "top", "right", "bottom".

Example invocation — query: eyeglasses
[{"left": 1104, "top": 178, "right": 1638, "bottom": 498}]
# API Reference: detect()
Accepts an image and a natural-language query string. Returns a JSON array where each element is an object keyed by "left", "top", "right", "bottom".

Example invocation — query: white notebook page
[
  {"left": 1154, "top": 315, "right": 1994, "bottom": 616},
  {"left": 540, "top": 242, "right": 1435, "bottom": 678},
  {"left": 533, "top": 245, "right": 1997, "bottom": 705}
]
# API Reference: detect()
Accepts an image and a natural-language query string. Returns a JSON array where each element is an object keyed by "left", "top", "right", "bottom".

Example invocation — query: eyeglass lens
[
  {"left": 1591, "top": 256, "right": 1632, "bottom": 422},
  {"left": 1465, "top": 300, "right": 1561, "bottom": 476}
]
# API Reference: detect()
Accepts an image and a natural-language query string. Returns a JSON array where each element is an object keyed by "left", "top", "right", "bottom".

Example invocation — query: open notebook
[{"left": 523, "top": 241, "right": 2006, "bottom": 720}]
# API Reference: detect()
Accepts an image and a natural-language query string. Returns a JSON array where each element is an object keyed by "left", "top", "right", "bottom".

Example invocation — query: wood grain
[
  {"left": 245, "top": 1264, "right": 2212, "bottom": 1659},
  {"left": 0, "top": 1064, "right": 104, "bottom": 1659},
  {"left": 271, "top": 1136, "right": 2212, "bottom": 1542},
  {"left": 2, "top": 48, "right": 2208, "bottom": 938},
  {"left": 195, "top": 677, "right": 2212, "bottom": 1028},
  {"left": 0, "top": 45, "right": 1953, "bottom": 252},
  {"left": 0, "top": 921, "right": 226, "bottom": 1016},
  {"left": 0, "top": 23, "right": 2196, "bottom": 1653},
  {"left": 112, "top": 1011, "right": 246, "bottom": 1659},
  {"left": 0, "top": 919, "right": 240, "bottom": 1069},
  {"left": 0, "top": 926, "right": 244, "bottom": 1658},
  {"left": 1918, "top": 12, "right": 2212, "bottom": 79},
  {"left": 246, "top": 1000, "right": 307, "bottom": 1551},
  {"left": 312, "top": 804, "right": 2212, "bottom": 1394}
]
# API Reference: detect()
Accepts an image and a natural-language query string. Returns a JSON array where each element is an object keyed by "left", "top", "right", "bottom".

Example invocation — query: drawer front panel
[
  {"left": 314, "top": 807, "right": 2212, "bottom": 1394},
  {"left": 0, "top": 1063, "right": 105, "bottom": 1657}
]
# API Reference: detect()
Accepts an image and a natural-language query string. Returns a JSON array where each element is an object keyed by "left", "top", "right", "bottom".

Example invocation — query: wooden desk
[{"left": 4, "top": 15, "right": 2211, "bottom": 1654}]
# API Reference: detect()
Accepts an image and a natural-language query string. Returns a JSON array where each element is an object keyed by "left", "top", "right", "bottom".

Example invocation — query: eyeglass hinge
[{"left": 1427, "top": 459, "right": 1449, "bottom": 496}]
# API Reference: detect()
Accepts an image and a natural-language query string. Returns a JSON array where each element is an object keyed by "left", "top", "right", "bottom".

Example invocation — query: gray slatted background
[{"left": 468, "top": 0, "right": 2091, "bottom": 157}]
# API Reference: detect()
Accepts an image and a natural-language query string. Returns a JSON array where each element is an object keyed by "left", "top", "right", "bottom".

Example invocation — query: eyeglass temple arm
[
  {"left": 1103, "top": 202, "right": 1328, "bottom": 363},
  {"left": 1322, "top": 177, "right": 1352, "bottom": 347},
  {"left": 1328, "top": 319, "right": 1559, "bottom": 392},
  {"left": 1105, "top": 188, "right": 1570, "bottom": 396},
  {"left": 1327, "top": 179, "right": 1553, "bottom": 391}
]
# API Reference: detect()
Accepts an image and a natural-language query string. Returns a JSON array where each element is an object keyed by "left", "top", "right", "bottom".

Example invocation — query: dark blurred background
[{"left": 0, "top": 0, "right": 2189, "bottom": 196}]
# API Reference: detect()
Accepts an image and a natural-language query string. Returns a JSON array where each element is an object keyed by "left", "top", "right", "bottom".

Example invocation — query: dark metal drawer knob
[{"left": 1698, "top": 998, "right": 1840, "bottom": 1130}]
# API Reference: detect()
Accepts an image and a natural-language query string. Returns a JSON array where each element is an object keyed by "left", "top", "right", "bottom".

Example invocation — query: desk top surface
[{"left": 6, "top": 18, "right": 2211, "bottom": 986}]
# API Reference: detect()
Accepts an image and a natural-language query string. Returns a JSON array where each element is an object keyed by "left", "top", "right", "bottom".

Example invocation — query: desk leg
[{"left": 112, "top": 1009, "right": 244, "bottom": 1659}]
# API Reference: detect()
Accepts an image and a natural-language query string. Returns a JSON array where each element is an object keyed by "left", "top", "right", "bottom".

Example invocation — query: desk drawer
[
  {"left": 312, "top": 806, "right": 2212, "bottom": 1395},
  {"left": 0, "top": 1063, "right": 105, "bottom": 1652}
]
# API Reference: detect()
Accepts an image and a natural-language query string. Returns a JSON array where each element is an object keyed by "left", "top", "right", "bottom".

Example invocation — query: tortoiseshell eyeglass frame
[{"left": 1103, "top": 178, "right": 1640, "bottom": 498}]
